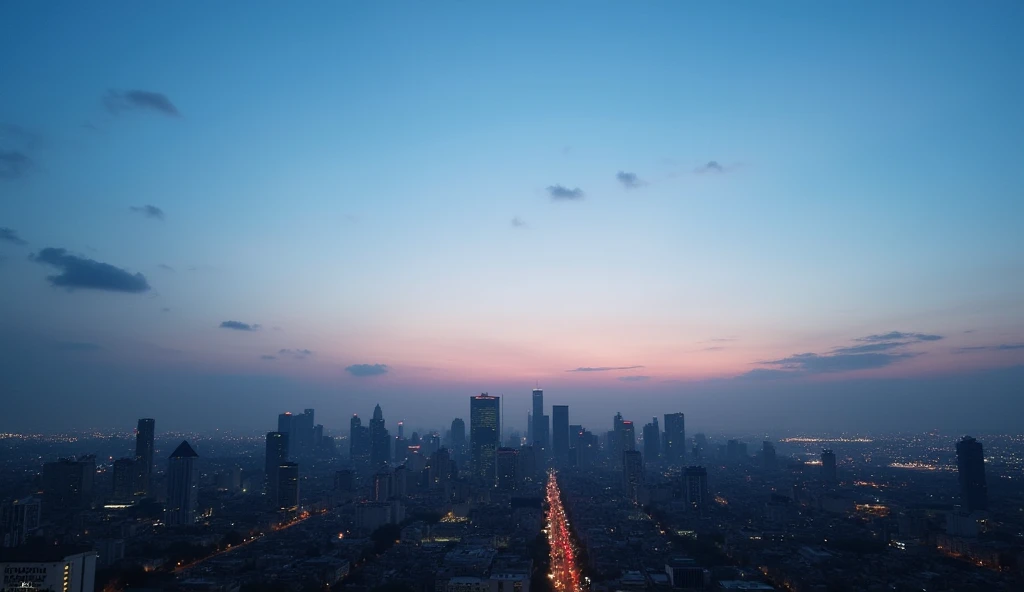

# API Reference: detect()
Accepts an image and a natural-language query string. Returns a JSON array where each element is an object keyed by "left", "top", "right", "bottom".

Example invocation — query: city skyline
[{"left": 1, "top": 2, "right": 1023, "bottom": 433}]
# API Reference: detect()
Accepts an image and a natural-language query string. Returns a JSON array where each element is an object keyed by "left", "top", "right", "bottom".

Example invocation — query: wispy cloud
[
  {"left": 566, "top": 365, "right": 645, "bottom": 372},
  {"left": 0, "top": 124, "right": 37, "bottom": 180},
  {"left": 130, "top": 205, "right": 165, "bottom": 220},
  {"left": 0, "top": 227, "right": 27, "bottom": 246},
  {"left": 346, "top": 363, "right": 389, "bottom": 377},
  {"left": 955, "top": 343, "right": 1024, "bottom": 353},
  {"left": 33, "top": 248, "right": 150, "bottom": 293},
  {"left": 279, "top": 348, "right": 314, "bottom": 359},
  {"left": 547, "top": 185, "right": 584, "bottom": 201},
  {"left": 694, "top": 161, "right": 725, "bottom": 174},
  {"left": 105, "top": 90, "right": 180, "bottom": 117},
  {"left": 615, "top": 171, "right": 644, "bottom": 189},
  {"left": 741, "top": 331, "right": 942, "bottom": 378},
  {"left": 158, "top": 264, "right": 175, "bottom": 272},
  {"left": 763, "top": 352, "right": 916, "bottom": 374},
  {"left": 511, "top": 217, "right": 527, "bottom": 228},
  {"left": 701, "top": 346, "right": 726, "bottom": 352},
  {"left": 858, "top": 331, "right": 942, "bottom": 343},
  {"left": 161, "top": 307, "right": 171, "bottom": 313},
  {"left": 219, "top": 320, "right": 260, "bottom": 331},
  {"left": 618, "top": 375, "right": 650, "bottom": 382}
]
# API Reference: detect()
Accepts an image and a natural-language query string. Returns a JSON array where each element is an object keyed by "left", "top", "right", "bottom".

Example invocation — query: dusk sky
[{"left": 1, "top": 2, "right": 1022, "bottom": 434}]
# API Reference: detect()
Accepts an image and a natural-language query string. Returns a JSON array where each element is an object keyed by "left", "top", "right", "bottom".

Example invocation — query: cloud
[
  {"left": 858, "top": 331, "right": 942, "bottom": 343},
  {"left": 0, "top": 150, "right": 32, "bottom": 180},
  {"left": 0, "top": 227, "right": 27, "bottom": 246},
  {"left": 566, "top": 365, "right": 645, "bottom": 372},
  {"left": 546, "top": 185, "right": 584, "bottom": 200},
  {"left": 346, "top": 363, "right": 389, "bottom": 377},
  {"left": 279, "top": 348, "right": 314, "bottom": 359},
  {"left": 701, "top": 346, "right": 726, "bottom": 352},
  {"left": 762, "top": 352, "right": 915, "bottom": 375},
  {"left": 828, "top": 331, "right": 944, "bottom": 355},
  {"left": 955, "top": 343, "right": 1024, "bottom": 353},
  {"left": 618, "top": 375, "right": 650, "bottom": 382},
  {"left": 260, "top": 355, "right": 277, "bottom": 360},
  {"left": 158, "top": 264, "right": 175, "bottom": 272},
  {"left": 130, "top": 205, "right": 165, "bottom": 220},
  {"left": 615, "top": 171, "right": 644, "bottom": 189},
  {"left": 511, "top": 217, "right": 527, "bottom": 228},
  {"left": 831, "top": 341, "right": 910, "bottom": 355},
  {"left": 105, "top": 90, "right": 180, "bottom": 117},
  {"left": 161, "top": 307, "right": 171, "bottom": 313},
  {"left": 219, "top": 320, "right": 260, "bottom": 331},
  {"left": 694, "top": 161, "right": 725, "bottom": 174},
  {"left": 53, "top": 341, "right": 101, "bottom": 351},
  {"left": 705, "top": 337, "right": 737, "bottom": 343},
  {"left": 33, "top": 248, "right": 151, "bottom": 293}
]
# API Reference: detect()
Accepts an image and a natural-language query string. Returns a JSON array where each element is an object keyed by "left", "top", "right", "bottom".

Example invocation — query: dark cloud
[
  {"left": 53, "top": 341, "right": 101, "bottom": 351},
  {"left": 130, "top": 205, "right": 165, "bottom": 220},
  {"left": 261, "top": 355, "right": 277, "bottom": 361},
  {"left": 955, "top": 343, "right": 1024, "bottom": 353},
  {"left": 618, "top": 375, "right": 650, "bottom": 382},
  {"left": 346, "top": 363, "right": 389, "bottom": 377},
  {"left": 858, "top": 331, "right": 942, "bottom": 342},
  {"left": 279, "top": 348, "right": 314, "bottom": 359},
  {"left": 161, "top": 307, "right": 171, "bottom": 313},
  {"left": 0, "top": 150, "right": 32, "bottom": 180},
  {"left": 158, "top": 264, "right": 175, "bottom": 272},
  {"left": 831, "top": 341, "right": 909, "bottom": 355},
  {"left": 765, "top": 352, "right": 915, "bottom": 374},
  {"left": 831, "top": 331, "right": 943, "bottom": 355},
  {"left": 694, "top": 161, "right": 725, "bottom": 174},
  {"left": 546, "top": 185, "right": 584, "bottom": 200},
  {"left": 615, "top": 171, "right": 644, "bottom": 189},
  {"left": 511, "top": 217, "right": 527, "bottom": 228},
  {"left": 33, "top": 248, "right": 150, "bottom": 293},
  {"left": 105, "top": 90, "right": 181, "bottom": 117},
  {"left": 219, "top": 321, "right": 260, "bottom": 331},
  {"left": 0, "top": 227, "right": 27, "bottom": 246},
  {"left": 566, "top": 365, "right": 644, "bottom": 372}
]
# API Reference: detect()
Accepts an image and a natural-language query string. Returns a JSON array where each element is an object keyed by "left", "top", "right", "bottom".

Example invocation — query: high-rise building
[
  {"left": 693, "top": 433, "right": 707, "bottom": 462},
  {"left": 430, "top": 448, "right": 452, "bottom": 488},
  {"left": 551, "top": 405, "right": 569, "bottom": 463},
  {"left": 663, "top": 413, "right": 685, "bottom": 465},
  {"left": 470, "top": 394, "right": 500, "bottom": 484},
  {"left": 620, "top": 421, "right": 636, "bottom": 452},
  {"left": 451, "top": 418, "right": 467, "bottom": 464},
  {"left": 334, "top": 469, "right": 355, "bottom": 493},
  {"left": 531, "top": 389, "right": 545, "bottom": 453},
  {"left": 277, "top": 462, "right": 300, "bottom": 511},
  {"left": 762, "top": 441, "right": 777, "bottom": 471},
  {"left": 278, "top": 412, "right": 294, "bottom": 456},
  {"left": 623, "top": 450, "right": 644, "bottom": 502},
  {"left": 956, "top": 436, "right": 988, "bottom": 512},
  {"left": 683, "top": 466, "right": 709, "bottom": 512},
  {"left": 526, "top": 412, "right": 533, "bottom": 448},
  {"left": 518, "top": 445, "right": 537, "bottom": 482},
  {"left": 0, "top": 547, "right": 98, "bottom": 592},
  {"left": 293, "top": 409, "right": 315, "bottom": 453},
  {"left": 165, "top": 441, "right": 199, "bottom": 526},
  {"left": 496, "top": 448, "right": 519, "bottom": 490},
  {"left": 372, "top": 470, "right": 391, "bottom": 501},
  {"left": 370, "top": 404, "right": 390, "bottom": 467},
  {"left": 42, "top": 456, "right": 95, "bottom": 516},
  {"left": 1, "top": 497, "right": 42, "bottom": 547},
  {"left": 576, "top": 429, "right": 598, "bottom": 467},
  {"left": 265, "top": 432, "right": 289, "bottom": 505},
  {"left": 111, "top": 458, "right": 137, "bottom": 503},
  {"left": 821, "top": 449, "right": 837, "bottom": 483},
  {"left": 134, "top": 418, "right": 155, "bottom": 496},
  {"left": 643, "top": 418, "right": 660, "bottom": 464},
  {"left": 397, "top": 421, "right": 405, "bottom": 439}
]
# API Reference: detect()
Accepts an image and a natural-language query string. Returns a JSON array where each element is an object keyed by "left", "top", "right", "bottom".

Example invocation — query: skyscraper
[
  {"left": 276, "top": 462, "right": 300, "bottom": 511},
  {"left": 265, "top": 432, "right": 289, "bottom": 505},
  {"left": 496, "top": 448, "right": 519, "bottom": 490},
  {"left": 623, "top": 450, "right": 644, "bottom": 502},
  {"left": 821, "top": 449, "right": 837, "bottom": 483},
  {"left": 551, "top": 405, "right": 569, "bottom": 463},
  {"left": 531, "top": 389, "right": 547, "bottom": 455},
  {"left": 370, "top": 404, "right": 391, "bottom": 467},
  {"left": 278, "top": 412, "right": 294, "bottom": 456},
  {"left": 683, "top": 466, "right": 709, "bottom": 513},
  {"left": 956, "top": 436, "right": 988, "bottom": 512},
  {"left": 450, "top": 418, "right": 466, "bottom": 464},
  {"left": 663, "top": 413, "right": 685, "bottom": 465},
  {"left": 643, "top": 418, "right": 661, "bottom": 465},
  {"left": 620, "top": 420, "right": 636, "bottom": 452},
  {"left": 111, "top": 458, "right": 137, "bottom": 503},
  {"left": 293, "top": 409, "right": 315, "bottom": 453},
  {"left": 42, "top": 456, "right": 95, "bottom": 516},
  {"left": 165, "top": 441, "right": 199, "bottom": 526},
  {"left": 134, "top": 418, "right": 155, "bottom": 496},
  {"left": 762, "top": 441, "right": 777, "bottom": 471},
  {"left": 471, "top": 394, "right": 500, "bottom": 484}
]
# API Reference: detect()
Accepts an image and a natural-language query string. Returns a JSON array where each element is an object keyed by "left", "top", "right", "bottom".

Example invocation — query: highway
[{"left": 545, "top": 470, "right": 584, "bottom": 592}]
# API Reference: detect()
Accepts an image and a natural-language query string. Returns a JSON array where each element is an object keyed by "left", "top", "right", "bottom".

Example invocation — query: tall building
[
  {"left": 334, "top": 469, "right": 355, "bottom": 494},
  {"left": 165, "top": 441, "right": 199, "bottom": 526},
  {"left": 1, "top": 497, "right": 42, "bottom": 547},
  {"left": 762, "top": 441, "right": 777, "bottom": 471},
  {"left": 276, "top": 462, "right": 300, "bottom": 511},
  {"left": 623, "top": 450, "right": 644, "bottom": 502},
  {"left": 496, "top": 448, "right": 519, "bottom": 490},
  {"left": 956, "top": 436, "right": 988, "bottom": 512},
  {"left": 518, "top": 445, "right": 537, "bottom": 482},
  {"left": 278, "top": 412, "right": 294, "bottom": 456},
  {"left": 350, "top": 414, "right": 370, "bottom": 462},
  {"left": 134, "top": 418, "right": 155, "bottom": 496},
  {"left": 265, "top": 432, "right": 289, "bottom": 505},
  {"left": 450, "top": 418, "right": 466, "bottom": 464},
  {"left": 369, "top": 404, "right": 391, "bottom": 467},
  {"left": 293, "top": 409, "right": 315, "bottom": 454},
  {"left": 683, "top": 466, "right": 709, "bottom": 512},
  {"left": 620, "top": 420, "right": 636, "bottom": 452},
  {"left": 470, "top": 394, "right": 500, "bottom": 484},
  {"left": 551, "top": 405, "right": 569, "bottom": 463},
  {"left": 663, "top": 413, "right": 685, "bottom": 465},
  {"left": 821, "top": 449, "right": 837, "bottom": 483},
  {"left": 111, "top": 458, "right": 137, "bottom": 503},
  {"left": 0, "top": 547, "right": 98, "bottom": 592},
  {"left": 531, "top": 389, "right": 545, "bottom": 453},
  {"left": 643, "top": 418, "right": 660, "bottom": 464},
  {"left": 42, "top": 456, "right": 95, "bottom": 516}
]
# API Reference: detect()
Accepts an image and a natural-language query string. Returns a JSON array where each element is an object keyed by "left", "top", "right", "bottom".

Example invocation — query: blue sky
[{"left": 1, "top": 1, "right": 1022, "bottom": 433}]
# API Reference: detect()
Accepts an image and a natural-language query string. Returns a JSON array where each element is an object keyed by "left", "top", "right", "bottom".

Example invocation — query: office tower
[
  {"left": 451, "top": 418, "right": 467, "bottom": 464},
  {"left": 293, "top": 409, "right": 315, "bottom": 453},
  {"left": 620, "top": 420, "right": 636, "bottom": 452},
  {"left": 42, "top": 456, "right": 95, "bottom": 516},
  {"left": 531, "top": 389, "right": 545, "bottom": 452},
  {"left": 430, "top": 448, "right": 452, "bottom": 488},
  {"left": 0, "top": 547, "right": 97, "bottom": 592},
  {"left": 1, "top": 496, "right": 42, "bottom": 547},
  {"left": 278, "top": 412, "right": 294, "bottom": 456},
  {"left": 334, "top": 469, "right": 355, "bottom": 493},
  {"left": 663, "top": 413, "right": 685, "bottom": 465},
  {"left": 372, "top": 470, "right": 392, "bottom": 501},
  {"left": 398, "top": 421, "right": 405, "bottom": 439},
  {"left": 111, "top": 458, "right": 137, "bottom": 503},
  {"left": 762, "top": 441, "right": 777, "bottom": 471},
  {"left": 821, "top": 449, "right": 837, "bottom": 483},
  {"left": 683, "top": 466, "right": 709, "bottom": 512},
  {"left": 369, "top": 404, "right": 391, "bottom": 467},
  {"left": 623, "top": 450, "right": 644, "bottom": 502},
  {"left": 518, "top": 445, "right": 537, "bottom": 482},
  {"left": 643, "top": 418, "right": 661, "bottom": 464},
  {"left": 470, "top": 394, "right": 500, "bottom": 484},
  {"left": 576, "top": 430, "right": 598, "bottom": 467},
  {"left": 313, "top": 424, "right": 324, "bottom": 448},
  {"left": 134, "top": 418, "right": 155, "bottom": 496},
  {"left": 956, "top": 436, "right": 988, "bottom": 512},
  {"left": 275, "top": 462, "right": 299, "bottom": 511},
  {"left": 612, "top": 412, "right": 624, "bottom": 459},
  {"left": 551, "top": 405, "right": 569, "bottom": 463},
  {"left": 265, "top": 432, "right": 289, "bottom": 504},
  {"left": 392, "top": 466, "right": 409, "bottom": 498},
  {"left": 165, "top": 441, "right": 199, "bottom": 526},
  {"left": 496, "top": 448, "right": 519, "bottom": 490}
]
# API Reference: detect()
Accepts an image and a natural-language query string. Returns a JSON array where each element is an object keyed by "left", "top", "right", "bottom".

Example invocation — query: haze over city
[{"left": 1, "top": 2, "right": 1023, "bottom": 433}]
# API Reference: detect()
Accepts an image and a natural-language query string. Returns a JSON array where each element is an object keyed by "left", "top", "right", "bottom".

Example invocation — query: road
[{"left": 546, "top": 470, "right": 584, "bottom": 592}]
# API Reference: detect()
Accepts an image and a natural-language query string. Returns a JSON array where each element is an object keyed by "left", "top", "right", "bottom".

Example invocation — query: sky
[{"left": 1, "top": 1, "right": 1023, "bottom": 435}]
